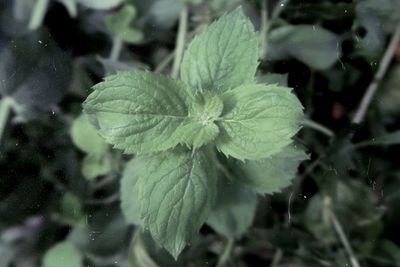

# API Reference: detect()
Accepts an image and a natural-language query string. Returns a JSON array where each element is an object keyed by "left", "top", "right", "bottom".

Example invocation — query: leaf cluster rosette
[{"left": 83, "top": 7, "right": 305, "bottom": 259}]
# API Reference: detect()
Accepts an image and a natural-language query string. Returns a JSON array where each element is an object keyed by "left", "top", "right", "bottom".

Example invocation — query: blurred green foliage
[{"left": 1, "top": 0, "right": 400, "bottom": 266}]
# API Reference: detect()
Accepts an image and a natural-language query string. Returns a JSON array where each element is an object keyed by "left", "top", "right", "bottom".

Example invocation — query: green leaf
[
  {"left": 70, "top": 114, "right": 108, "bottom": 155},
  {"left": 82, "top": 154, "right": 113, "bottom": 180},
  {"left": 0, "top": 30, "right": 72, "bottom": 120},
  {"left": 216, "top": 84, "right": 304, "bottom": 160},
  {"left": 180, "top": 7, "right": 258, "bottom": 92},
  {"left": 84, "top": 71, "right": 224, "bottom": 154},
  {"left": 207, "top": 179, "right": 257, "bottom": 238},
  {"left": 181, "top": 91, "right": 223, "bottom": 148},
  {"left": 105, "top": 4, "right": 143, "bottom": 44},
  {"left": 43, "top": 241, "right": 83, "bottom": 267},
  {"left": 138, "top": 148, "right": 217, "bottom": 258},
  {"left": 267, "top": 25, "right": 341, "bottom": 70},
  {"left": 120, "top": 158, "right": 144, "bottom": 226},
  {"left": 77, "top": 0, "right": 124, "bottom": 10},
  {"left": 83, "top": 71, "right": 192, "bottom": 154},
  {"left": 238, "top": 145, "right": 308, "bottom": 194}
]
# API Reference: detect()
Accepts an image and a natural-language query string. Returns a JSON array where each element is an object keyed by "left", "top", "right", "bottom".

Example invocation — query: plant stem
[
  {"left": 109, "top": 36, "right": 123, "bottom": 62},
  {"left": 269, "top": 249, "right": 283, "bottom": 267},
  {"left": 155, "top": 51, "right": 175, "bottom": 73},
  {"left": 0, "top": 97, "right": 12, "bottom": 145},
  {"left": 216, "top": 238, "right": 235, "bottom": 267},
  {"left": 259, "top": 0, "right": 269, "bottom": 59},
  {"left": 325, "top": 196, "right": 361, "bottom": 267},
  {"left": 352, "top": 24, "right": 400, "bottom": 124},
  {"left": 171, "top": 5, "right": 188, "bottom": 79},
  {"left": 28, "top": 0, "right": 50, "bottom": 30},
  {"left": 302, "top": 118, "right": 335, "bottom": 138},
  {"left": 271, "top": 0, "right": 290, "bottom": 19}
]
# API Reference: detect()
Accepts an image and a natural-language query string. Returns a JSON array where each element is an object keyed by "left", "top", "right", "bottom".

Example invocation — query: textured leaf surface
[
  {"left": 138, "top": 148, "right": 217, "bottom": 258},
  {"left": 238, "top": 145, "right": 308, "bottom": 194},
  {"left": 207, "top": 179, "right": 257, "bottom": 238},
  {"left": 181, "top": 92, "right": 223, "bottom": 148},
  {"left": 267, "top": 25, "right": 340, "bottom": 70},
  {"left": 43, "top": 241, "right": 83, "bottom": 267},
  {"left": 84, "top": 71, "right": 225, "bottom": 153},
  {"left": 180, "top": 7, "right": 258, "bottom": 92},
  {"left": 83, "top": 71, "right": 194, "bottom": 154},
  {"left": 216, "top": 84, "right": 304, "bottom": 160},
  {"left": 70, "top": 114, "right": 108, "bottom": 155},
  {"left": 120, "top": 158, "right": 144, "bottom": 226}
]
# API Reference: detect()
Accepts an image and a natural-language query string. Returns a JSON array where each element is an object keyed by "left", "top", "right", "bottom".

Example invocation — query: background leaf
[
  {"left": 70, "top": 114, "right": 108, "bottom": 155},
  {"left": 237, "top": 145, "right": 308, "bottom": 194},
  {"left": 267, "top": 25, "right": 341, "bottom": 70},
  {"left": 43, "top": 241, "right": 83, "bottom": 267},
  {"left": 207, "top": 178, "right": 257, "bottom": 238}
]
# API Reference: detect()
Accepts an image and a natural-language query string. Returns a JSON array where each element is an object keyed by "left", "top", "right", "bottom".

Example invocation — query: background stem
[
  {"left": 0, "top": 97, "right": 12, "bottom": 145},
  {"left": 352, "top": 24, "right": 400, "bottom": 124},
  {"left": 216, "top": 238, "right": 235, "bottom": 267},
  {"left": 109, "top": 36, "right": 123, "bottom": 62},
  {"left": 28, "top": 0, "right": 50, "bottom": 30},
  {"left": 171, "top": 6, "right": 188, "bottom": 79}
]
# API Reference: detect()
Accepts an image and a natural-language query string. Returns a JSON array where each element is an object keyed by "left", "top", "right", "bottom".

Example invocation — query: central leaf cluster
[{"left": 83, "top": 7, "right": 305, "bottom": 259}]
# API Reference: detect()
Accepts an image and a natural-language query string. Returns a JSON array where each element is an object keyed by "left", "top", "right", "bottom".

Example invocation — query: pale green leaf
[
  {"left": 120, "top": 158, "right": 144, "bottom": 226},
  {"left": 77, "top": 0, "right": 124, "bottom": 10},
  {"left": 84, "top": 71, "right": 223, "bottom": 153},
  {"left": 43, "top": 241, "right": 83, "bottom": 267},
  {"left": 70, "top": 114, "right": 108, "bottom": 155},
  {"left": 180, "top": 7, "right": 258, "bottom": 92},
  {"left": 207, "top": 179, "right": 257, "bottom": 238},
  {"left": 238, "top": 145, "right": 309, "bottom": 194},
  {"left": 105, "top": 4, "right": 143, "bottom": 44},
  {"left": 138, "top": 148, "right": 217, "bottom": 258},
  {"left": 181, "top": 92, "right": 223, "bottom": 148},
  {"left": 82, "top": 154, "right": 113, "bottom": 180},
  {"left": 216, "top": 84, "right": 304, "bottom": 160},
  {"left": 267, "top": 25, "right": 340, "bottom": 70},
  {"left": 83, "top": 71, "right": 192, "bottom": 154}
]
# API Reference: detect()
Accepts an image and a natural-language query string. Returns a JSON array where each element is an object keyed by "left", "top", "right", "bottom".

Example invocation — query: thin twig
[
  {"left": 259, "top": 0, "right": 268, "bottom": 59},
  {"left": 216, "top": 238, "right": 235, "bottom": 267},
  {"left": 109, "top": 36, "right": 123, "bottom": 62},
  {"left": 0, "top": 97, "right": 12, "bottom": 145},
  {"left": 269, "top": 249, "right": 283, "bottom": 267},
  {"left": 171, "top": 6, "right": 188, "bottom": 79},
  {"left": 154, "top": 51, "right": 175, "bottom": 73},
  {"left": 325, "top": 197, "right": 361, "bottom": 267},
  {"left": 352, "top": 25, "right": 400, "bottom": 124},
  {"left": 303, "top": 118, "right": 335, "bottom": 138},
  {"left": 28, "top": 0, "right": 49, "bottom": 30},
  {"left": 271, "top": 0, "right": 290, "bottom": 19}
]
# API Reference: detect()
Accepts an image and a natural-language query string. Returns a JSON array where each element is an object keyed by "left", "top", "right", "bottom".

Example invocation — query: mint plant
[{"left": 83, "top": 8, "right": 305, "bottom": 259}]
